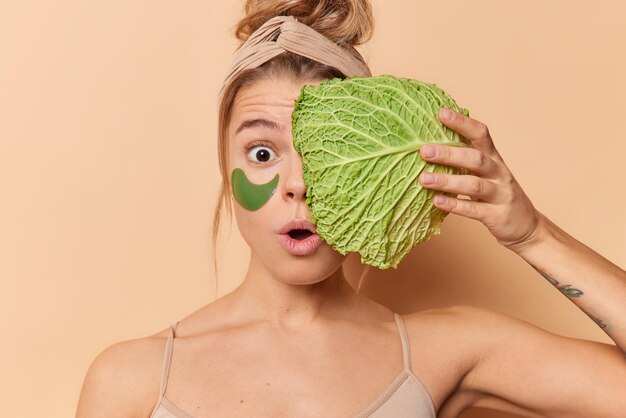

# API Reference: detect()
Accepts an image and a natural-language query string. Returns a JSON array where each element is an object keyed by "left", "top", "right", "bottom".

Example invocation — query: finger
[
  {"left": 438, "top": 108, "right": 500, "bottom": 159},
  {"left": 432, "top": 194, "right": 490, "bottom": 221},
  {"left": 419, "top": 172, "right": 498, "bottom": 202},
  {"left": 420, "top": 144, "right": 501, "bottom": 179}
]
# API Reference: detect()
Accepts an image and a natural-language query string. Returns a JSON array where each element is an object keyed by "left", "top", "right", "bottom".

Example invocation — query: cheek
[
  {"left": 233, "top": 202, "right": 284, "bottom": 268},
  {"left": 233, "top": 204, "right": 265, "bottom": 244}
]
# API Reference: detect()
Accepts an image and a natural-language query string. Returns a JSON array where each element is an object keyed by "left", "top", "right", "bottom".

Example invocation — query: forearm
[{"left": 510, "top": 211, "right": 626, "bottom": 351}]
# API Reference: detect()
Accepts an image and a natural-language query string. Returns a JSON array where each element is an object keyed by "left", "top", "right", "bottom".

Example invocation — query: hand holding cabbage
[
  {"left": 418, "top": 104, "right": 542, "bottom": 255},
  {"left": 292, "top": 75, "right": 542, "bottom": 268}
]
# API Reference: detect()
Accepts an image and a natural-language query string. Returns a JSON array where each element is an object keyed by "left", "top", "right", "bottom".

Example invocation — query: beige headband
[{"left": 218, "top": 15, "right": 371, "bottom": 104}]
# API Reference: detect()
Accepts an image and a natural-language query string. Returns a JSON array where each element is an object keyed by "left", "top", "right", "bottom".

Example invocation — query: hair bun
[{"left": 235, "top": 0, "right": 374, "bottom": 47}]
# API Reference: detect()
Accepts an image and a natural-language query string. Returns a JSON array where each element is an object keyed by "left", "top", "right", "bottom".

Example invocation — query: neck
[{"left": 229, "top": 254, "right": 361, "bottom": 330}]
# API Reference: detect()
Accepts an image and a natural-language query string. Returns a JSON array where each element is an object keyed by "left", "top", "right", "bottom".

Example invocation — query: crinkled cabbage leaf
[{"left": 292, "top": 75, "right": 470, "bottom": 269}]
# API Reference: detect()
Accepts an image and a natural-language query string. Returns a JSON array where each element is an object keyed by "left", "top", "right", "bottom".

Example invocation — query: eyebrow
[{"left": 234, "top": 118, "right": 285, "bottom": 135}]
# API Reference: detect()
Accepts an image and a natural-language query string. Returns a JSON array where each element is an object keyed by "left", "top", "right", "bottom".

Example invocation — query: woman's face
[{"left": 227, "top": 77, "right": 347, "bottom": 284}]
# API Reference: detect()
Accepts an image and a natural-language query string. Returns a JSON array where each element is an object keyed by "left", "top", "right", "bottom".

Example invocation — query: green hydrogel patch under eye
[{"left": 231, "top": 168, "right": 279, "bottom": 211}]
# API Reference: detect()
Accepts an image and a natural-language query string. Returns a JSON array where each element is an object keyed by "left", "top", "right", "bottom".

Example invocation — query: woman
[{"left": 76, "top": 1, "right": 626, "bottom": 417}]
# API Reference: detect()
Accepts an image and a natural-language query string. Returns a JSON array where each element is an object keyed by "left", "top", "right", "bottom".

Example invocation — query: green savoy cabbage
[{"left": 292, "top": 75, "right": 470, "bottom": 269}]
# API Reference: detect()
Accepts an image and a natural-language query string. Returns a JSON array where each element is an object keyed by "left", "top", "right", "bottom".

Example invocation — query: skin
[{"left": 76, "top": 77, "right": 626, "bottom": 418}]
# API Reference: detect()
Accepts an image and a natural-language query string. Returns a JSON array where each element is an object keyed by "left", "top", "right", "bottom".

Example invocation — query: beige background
[{"left": 1, "top": 1, "right": 625, "bottom": 417}]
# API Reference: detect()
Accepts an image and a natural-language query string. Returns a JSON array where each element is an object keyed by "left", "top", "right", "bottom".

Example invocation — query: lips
[
  {"left": 277, "top": 219, "right": 321, "bottom": 256},
  {"left": 278, "top": 219, "right": 317, "bottom": 235}
]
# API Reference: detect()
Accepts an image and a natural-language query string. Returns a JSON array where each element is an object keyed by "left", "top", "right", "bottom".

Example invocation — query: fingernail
[
  {"left": 421, "top": 145, "right": 436, "bottom": 158},
  {"left": 434, "top": 195, "right": 446, "bottom": 205},
  {"left": 440, "top": 108, "right": 452, "bottom": 121},
  {"left": 421, "top": 173, "right": 435, "bottom": 184}
]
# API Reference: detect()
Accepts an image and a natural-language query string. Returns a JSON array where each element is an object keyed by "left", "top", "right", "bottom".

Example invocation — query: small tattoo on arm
[
  {"left": 530, "top": 265, "right": 615, "bottom": 335},
  {"left": 531, "top": 266, "right": 584, "bottom": 297},
  {"left": 588, "top": 313, "right": 608, "bottom": 330}
]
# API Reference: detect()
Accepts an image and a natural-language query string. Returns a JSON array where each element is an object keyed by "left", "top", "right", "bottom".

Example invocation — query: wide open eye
[{"left": 247, "top": 143, "right": 278, "bottom": 164}]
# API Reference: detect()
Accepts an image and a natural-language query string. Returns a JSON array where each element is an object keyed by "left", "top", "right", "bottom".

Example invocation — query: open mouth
[
  {"left": 287, "top": 229, "right": 314, "bottom": 240},
  {"left": 278, "top": 225, "right": 321, "bottom": 256}
]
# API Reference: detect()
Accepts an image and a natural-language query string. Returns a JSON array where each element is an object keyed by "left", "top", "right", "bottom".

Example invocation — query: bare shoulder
[
  {"left": 403, "top": 303, "right": 500, "bottom": 323},
  {"left": 402, "top": 303, "right": 530, "bottom": 344},
  {"left": 398, "top": 304, "right": 537, "bottom": 411},
  {"left": 401, "top": 303, "right": 495, "bottom": 349},
  {"left": 75, "top": 328, "right": 171, "bottom": 418},
  {"left": 401, "top": 303, "right": 556, "bottom": 372},
  {"left": 394, "top": 305, "right": 493, "bottom": 411}
]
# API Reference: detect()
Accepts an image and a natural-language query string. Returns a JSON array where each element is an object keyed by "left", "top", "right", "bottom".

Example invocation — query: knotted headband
[{"left": 218, "top": 15, "right": 372, "bottom": 104}]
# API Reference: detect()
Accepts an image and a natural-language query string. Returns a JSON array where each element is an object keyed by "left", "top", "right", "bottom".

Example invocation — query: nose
[{"left": 282, "top": 153, "right": 307, "bottom": 201}]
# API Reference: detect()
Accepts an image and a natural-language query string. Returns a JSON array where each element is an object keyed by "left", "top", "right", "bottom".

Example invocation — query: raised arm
[
  {"left": 415, "top": 108, "right": 626, "bottom": 416},
  {"left": 418, "top": 107, "right": 626, "bottom": 352}
]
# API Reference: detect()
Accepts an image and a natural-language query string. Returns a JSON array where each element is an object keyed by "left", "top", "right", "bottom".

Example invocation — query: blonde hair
[{"left": 211, "top": 0, "right": 374, "bottom": 295}]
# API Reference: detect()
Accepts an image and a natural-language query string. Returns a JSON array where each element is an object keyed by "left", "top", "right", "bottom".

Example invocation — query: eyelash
[{"left": 244, "top": 140, "right": 278, "bottom": 165}]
